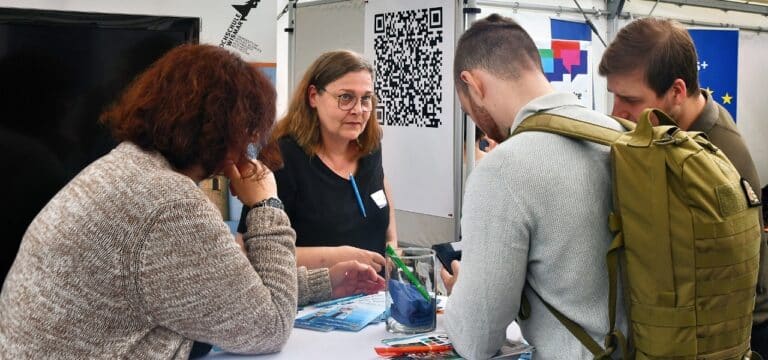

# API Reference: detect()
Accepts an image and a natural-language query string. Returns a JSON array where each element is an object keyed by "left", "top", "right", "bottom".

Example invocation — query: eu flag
[{"left": 688, "top": 28, "right": 739, "bottom": 121}]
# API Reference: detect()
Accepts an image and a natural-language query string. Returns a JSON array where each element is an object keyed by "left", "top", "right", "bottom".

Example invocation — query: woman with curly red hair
[{"left": 0, "top": 44, "right": 384, "bottom": 358}]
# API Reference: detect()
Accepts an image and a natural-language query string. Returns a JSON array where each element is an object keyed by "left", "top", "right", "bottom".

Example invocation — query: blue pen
[{"left": 349, "top": 173, "right": 367, "bottom": 218}]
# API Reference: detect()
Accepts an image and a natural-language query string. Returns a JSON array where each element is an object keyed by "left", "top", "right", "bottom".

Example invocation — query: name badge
[{"left": 370, "top": 190, "right": 387, "bottom": 209}]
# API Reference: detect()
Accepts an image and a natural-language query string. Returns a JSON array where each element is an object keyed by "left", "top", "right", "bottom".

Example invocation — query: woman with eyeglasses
[{"left": 238, "top": 50, "right": 398, "bottom": 273}]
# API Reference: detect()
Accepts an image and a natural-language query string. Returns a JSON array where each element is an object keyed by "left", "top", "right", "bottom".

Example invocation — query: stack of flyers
[
  {"left": 376, "top": 333, "right": 459, "bottom": 359},
  {"left": 294, "top": 293, "right": 386, "bottom": 332},
  {"left": 375, "top": 334, "right": 534, "bottom": 359}
]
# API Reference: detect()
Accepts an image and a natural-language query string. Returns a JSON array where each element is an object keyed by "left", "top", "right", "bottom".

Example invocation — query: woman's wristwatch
[{"left": 249, "top": 197, "right": 284, "bottom": 210}]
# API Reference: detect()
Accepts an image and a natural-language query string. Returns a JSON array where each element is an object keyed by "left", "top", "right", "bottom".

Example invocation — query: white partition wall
[
  {"left": 293, "top": 1, "right": 365, "bottom": 87},
  {"left": 736, "top": 31, "right": 768, "bottom": 187}
]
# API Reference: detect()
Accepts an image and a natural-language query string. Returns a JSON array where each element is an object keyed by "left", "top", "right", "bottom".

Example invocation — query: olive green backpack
[{"left": 513, "top": 108, "right": 763, "bottom": 359}]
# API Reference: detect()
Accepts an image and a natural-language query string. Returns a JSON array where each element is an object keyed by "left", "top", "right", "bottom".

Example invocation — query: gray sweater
[
  {"left": 445, "top": 93, "right": 628, "bottom": 359},
  {"left": 0, "top": 142, "right": 332, "bottom": 359}
]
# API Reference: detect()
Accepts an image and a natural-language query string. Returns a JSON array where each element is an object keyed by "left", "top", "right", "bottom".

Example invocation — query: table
[
  {"left": 202, "top": 309, "right": 445, "bottom": 360},
  {"left": 201, "top": 310, "right": 524, "bottom": 359}
]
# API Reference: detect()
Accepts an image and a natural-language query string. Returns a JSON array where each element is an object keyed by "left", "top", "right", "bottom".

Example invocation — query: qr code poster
[{"left": 364, "top": 0, "right": 456, "bottom": 218}]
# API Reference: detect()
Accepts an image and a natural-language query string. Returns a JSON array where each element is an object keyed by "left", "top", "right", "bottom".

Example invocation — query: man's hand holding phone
[{"left": 440, "top": 260, "right": 460, "bottom": 295}]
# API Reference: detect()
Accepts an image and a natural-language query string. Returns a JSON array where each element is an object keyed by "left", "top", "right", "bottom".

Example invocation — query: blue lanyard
[{"left": 349, "top": 173, "right": 367, "bottom": 218}]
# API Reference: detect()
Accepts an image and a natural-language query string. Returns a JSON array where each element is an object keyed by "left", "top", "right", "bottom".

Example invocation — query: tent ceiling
[{"left": 655, "top": 0, "right": 768, "bottom": 14}]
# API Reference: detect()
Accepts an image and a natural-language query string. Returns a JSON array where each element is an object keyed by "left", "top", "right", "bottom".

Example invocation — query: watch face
[{"left": 255, "top": 197, "right": 283, "bottom": 210}]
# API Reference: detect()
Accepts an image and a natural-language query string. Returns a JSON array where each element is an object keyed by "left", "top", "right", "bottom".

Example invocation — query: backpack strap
[
  {"left": 514, "top": 111, "right": 632, "bottom": 359},
  {"left": 526, "top": 286, "right": 625, "bottom": 359},
  {"left": 520, "top": 235, "right": 629, "bottom": 360},
  {"left": 610, "top": 116, "right": 636, "bottom": 131},
  {"left": 512, "top": 113, "right": 623, "bottom": 146},
  {"left": 605, "top": 232, "right": 630, "bottom": 358},
  {"left": 653, "top": 109, "right": 679, "bottom": 127}
]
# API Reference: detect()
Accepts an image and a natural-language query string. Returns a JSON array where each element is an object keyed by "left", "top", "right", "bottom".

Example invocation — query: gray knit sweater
[
  {"left": 445, "top": 93, "right": 628, "bottom": 359},
  {"left": 0, "top": 142, "right": 332, "bottom": 359}
]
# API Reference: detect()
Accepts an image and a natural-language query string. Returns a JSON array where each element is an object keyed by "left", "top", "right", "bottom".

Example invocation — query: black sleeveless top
[{"left": 238, "top": 136, "right": 389, "bottom": 256}]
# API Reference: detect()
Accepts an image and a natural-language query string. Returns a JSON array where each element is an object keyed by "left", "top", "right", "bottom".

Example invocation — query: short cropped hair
[
  {"left": 273, "top": 50, "right": 381, "bottom": 156},
  {"left": 599, "top": 18, "right": 700, "bottom": 97},
  {"left": 100, "top": 44, "right": 277, "bottom": 175},
  {"left": 454, "top": 14, "right": 542, "bottom": 94}
]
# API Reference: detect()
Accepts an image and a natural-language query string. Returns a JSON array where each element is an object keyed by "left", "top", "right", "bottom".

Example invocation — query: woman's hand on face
[
  {"left": 221, "top": 159, "right": 277, "bottom": 207},
  {"left": 328, "top": 260, "right": 386, "bottom": 299},
  {"left": 336, "top": 246, "right": 385, "bottom": 272}
]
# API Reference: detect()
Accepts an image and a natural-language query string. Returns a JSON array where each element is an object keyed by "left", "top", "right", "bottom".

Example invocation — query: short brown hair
[
  {"left": 100, "top": 44, "right": 276, "bottom": 175},
  {"left": 599, "top": 18, "right": 700, "bottom": 97},
  {"left": 454, "top": 14, "right": 542, "bottom": 94},
  {"left": 272, "top": 50, "right": 381, "bottom": 156}
]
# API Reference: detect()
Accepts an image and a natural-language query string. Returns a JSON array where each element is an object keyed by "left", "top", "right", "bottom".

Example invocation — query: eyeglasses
[{"left": 319, "top": 87, "right": 377, "bottom": 112}]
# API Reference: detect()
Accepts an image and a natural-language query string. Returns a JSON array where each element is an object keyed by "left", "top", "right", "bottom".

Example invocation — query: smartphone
[
  {"left": 431, "top": 242, "right": 462, "bottom": 275},
  {"left": 479, "top": 138, "right": 490, "bottom": 152}
]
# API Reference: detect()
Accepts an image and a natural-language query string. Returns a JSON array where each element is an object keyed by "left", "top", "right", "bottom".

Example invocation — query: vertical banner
[
  {"left": 364, "top": 0, "right": 456, "bottom": 218},
  {"left": 688, "top": 28, "right": 739, "bottom": 121},
  {"left": 510, "top": 14, "right": 594, "bottom": 109},
  {"left": 213, "top": 2, "right": 277, "bottom": 111},
  {"left": 215, "top": 1, "right": 277, "bottom": 74}
]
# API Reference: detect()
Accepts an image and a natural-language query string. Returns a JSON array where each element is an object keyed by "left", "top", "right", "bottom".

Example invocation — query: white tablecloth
[
  {"left": 201, "top": 313, "right": 523, "bottom": 359},
  {"left": 202, "top": 312, "right": 445, "bottom": 360}
]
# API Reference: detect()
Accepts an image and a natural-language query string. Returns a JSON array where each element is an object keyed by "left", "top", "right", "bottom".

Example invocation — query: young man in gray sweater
[{"left": 443, "top": 14, "right": 627, "bottom": 359}]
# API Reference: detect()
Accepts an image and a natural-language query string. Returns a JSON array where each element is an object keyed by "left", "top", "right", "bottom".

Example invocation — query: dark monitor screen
[{"left": 0, "top": 8, "right": 200, "bottom": 280}]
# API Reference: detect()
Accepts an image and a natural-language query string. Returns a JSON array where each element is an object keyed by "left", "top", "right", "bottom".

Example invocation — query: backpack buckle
[
  {"left": 653, "top": 134, "right": 676, "bottom": 145},
  {"left": 602, "top": 330, "right": 628, "bottom": 359},
  {"left": 698, "top": 139, "right": 719, "bottom": 153},
  {"left": 655, "top": 128, "right": 691, "bottom": 146}
]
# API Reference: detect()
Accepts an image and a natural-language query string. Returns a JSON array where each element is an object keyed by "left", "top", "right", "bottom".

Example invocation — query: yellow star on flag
[
  {"left": 704, "top": 87, "right": 714, "bottom": 96},
  {"left": 721, "top": 93, "right": 733, "bottom": 104}
]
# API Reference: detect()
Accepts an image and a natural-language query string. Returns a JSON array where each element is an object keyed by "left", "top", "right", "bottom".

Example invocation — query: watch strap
[{"left": 250, "top": 197, "right": 284, "bottom": 210}]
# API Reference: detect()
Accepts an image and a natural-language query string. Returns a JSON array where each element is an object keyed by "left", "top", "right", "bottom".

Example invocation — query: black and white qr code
[{"left": 373, "top": 7, "right": 444, "bottom": 128}]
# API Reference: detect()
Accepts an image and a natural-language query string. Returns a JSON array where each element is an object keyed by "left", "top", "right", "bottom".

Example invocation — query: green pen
[{"left": 385, "top": 245, "right": 431, "bottom": 301}]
